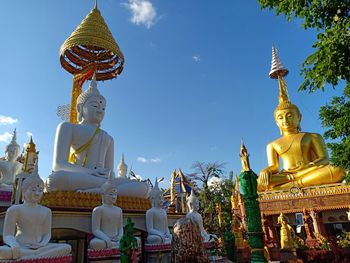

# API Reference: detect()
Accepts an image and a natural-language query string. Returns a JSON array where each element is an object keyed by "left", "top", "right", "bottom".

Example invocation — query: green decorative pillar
[{"left": 239, "top": 142, "right": 267, "bottom": 263}]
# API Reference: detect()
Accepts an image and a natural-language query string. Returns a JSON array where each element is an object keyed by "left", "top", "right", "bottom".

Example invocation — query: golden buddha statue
[
  {"left": 258, "top": 47, "right": 345, "bottom": 192},
  {"left": 277, "top": 213, "right": 298, "bottom": 249}
]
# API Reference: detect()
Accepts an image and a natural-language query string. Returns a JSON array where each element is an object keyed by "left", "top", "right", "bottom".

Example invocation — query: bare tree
[{"left": 187, "top": 161, "right": 226, "bottom": 190}]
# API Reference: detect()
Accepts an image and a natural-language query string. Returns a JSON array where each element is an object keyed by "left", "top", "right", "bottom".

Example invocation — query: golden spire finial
[
  {"left": 94, "top": 0, "right": 98, "bottom": 9},
  {"left": 239, "top": 139, "right": 251, "bottom": 172}
]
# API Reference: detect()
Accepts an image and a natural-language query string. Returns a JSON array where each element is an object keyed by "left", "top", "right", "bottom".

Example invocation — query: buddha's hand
[
  {"left": 103, "top": 238, "right": 112, "bottom": 249},
  {"left": 91, "top": 168, "right": 110, "bottom": 178},
  {"left": 10, "top": 245, "right": 20, "bottom": 259},
  {"left": 259, "top": 168, "right": 271, "bottom": 187},
  {"left": 27, "top": 242, "right": 42, "bottom": 249}
]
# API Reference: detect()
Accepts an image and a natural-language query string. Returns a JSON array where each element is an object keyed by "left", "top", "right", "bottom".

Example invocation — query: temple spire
[{"left": 269, "top": 46, "right": 292, "bottom": 111}]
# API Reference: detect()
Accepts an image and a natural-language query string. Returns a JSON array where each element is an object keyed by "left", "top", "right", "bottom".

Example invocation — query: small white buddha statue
[
  {"left": 186, "top": 190, "right": 216, "bottom": 242},
  {"left": 90, "top": 172, "right": 123, "bottom": 250},
  {"left": 0, "top": 129, "right": 23, "bottom": 191},
  {"left": 145, "top": 178, "right": 172, "bottom": 245},
  {"left": 0, "top": 162, "right": 71, "bottom": 260},
  {"left": 46, "top": 74, "right": 150, "bottom": 197}
]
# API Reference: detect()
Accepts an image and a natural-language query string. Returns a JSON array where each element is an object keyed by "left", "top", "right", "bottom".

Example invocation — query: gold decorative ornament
[
  {"left": 41, "top": 191, "right": 151, "bottom": 211},
  {"left": 60, "top": 3, "right": 124, "bottom": 81}
]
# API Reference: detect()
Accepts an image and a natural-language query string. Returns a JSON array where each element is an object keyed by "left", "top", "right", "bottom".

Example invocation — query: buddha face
[
  {"left": 151, "top": 192, "right": 164, "bottom": 208},
  {"left": 118, "top": 166, "right": 127, "bottom": 177},
  {"left": 102, "top": 187, "right": 117, "bottom": 205},
  {"left": 78, "top": 96, "right": 106, "bottom": 125},
  {"left": 275, "top": 107, "right": 301, "bottom": 134},
  {"left": 23, "top": 181, "right": 44, "bottom": 204},
  {"left": 5, "top": 145, "right": 20, "bottom": 162}
]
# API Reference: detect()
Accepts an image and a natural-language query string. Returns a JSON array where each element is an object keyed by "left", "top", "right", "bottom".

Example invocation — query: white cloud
[
  {"left": 137, "top": 156, "right": 162, "bottom": 163},
  {"left": 26, "top": 132, "right": 33, "bottom": 138},
  {"left": 137, "top": 157, "right": 148, "bottom": 163},
  {"left": 0, "top": 115, "right": 18, "bottom": 125},
  {"left": 0, "top": 132, "right": 12, "bottom": 143},
  {"left": 192, "top": 55, "right": 201, "bottom": 62},
  {"left": 124, "top": 0, "right": 157, "bottom": 29}
]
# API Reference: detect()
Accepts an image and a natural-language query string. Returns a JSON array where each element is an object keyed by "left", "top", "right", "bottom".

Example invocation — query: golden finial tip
[{"left": 269, "top": 46, "right": 289, "bottom": 79}]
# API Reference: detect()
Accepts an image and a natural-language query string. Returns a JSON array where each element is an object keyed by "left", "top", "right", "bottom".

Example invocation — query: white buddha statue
[
  {"left": 46, "top": 74, "right": 150, "bottom": 197},
  {"left": 145, "top": 178, "right": 172, "bottom": 245},
  {"left": 0, "top": 129, "right": 22, "bottom": 191},
  {"left": 0, "top": 162, "right": 71, "bottom": 260},
  {"left": 186, "top": 190, "right": 216, "bottom": 243},
  {"left": 90, "top": 172, "right": 123, "bottom": 250}
]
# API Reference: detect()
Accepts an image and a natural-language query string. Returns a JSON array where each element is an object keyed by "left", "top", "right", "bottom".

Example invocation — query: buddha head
[
  {"left": 149, "top": 178, "right": 163, "bottom": 208},
  {"left": 277, "top": 213, "right": 289, "bottom": 226},
  {"left": 76, "top": 74, "right": 106, "bottom": 125},
  {"left": 22, "top": 161, "right": 44, "bottom": 204},
  {"left": 186, "top": 189, "right": 199, "bottom": 212},
  {"left": 118, "top": 153, "right": 128, "bottom": 178},
  {"left": 274, "top": 103, "right": 302, "bottom": 134},
  {"left": 101, "top": 172, "right": 117, "bottom": 205},
  {"left": 5, "top": 129, "right": 20, "bottom": 162}
]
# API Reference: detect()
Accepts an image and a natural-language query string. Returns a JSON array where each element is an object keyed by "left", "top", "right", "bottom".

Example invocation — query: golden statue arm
[{"left": 308, "top": 134, "right": 330, "bottom": 166}]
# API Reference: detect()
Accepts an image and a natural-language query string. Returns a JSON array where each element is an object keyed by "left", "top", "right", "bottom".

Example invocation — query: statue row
[{"left": 0, "top": 163, "right": 214, "bottom": 261}]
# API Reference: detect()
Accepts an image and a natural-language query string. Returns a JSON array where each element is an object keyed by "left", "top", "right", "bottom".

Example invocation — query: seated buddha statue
[
  {"left": 145, "top": 178, "right": 172, "bottom": 245},
  {"left": 0, "top": 162, "right": 71, "bottom": 260},
  {"left": 46, "top": 74, "right": 150, "bottom": 197},
  {"left": 90, "top": 172, "right": 123, "bottom": 250},
  {"left": 0, "top": 129, "right": 23, "bottom": 191},
  {"left": 258, "top": 47, "right": 345, "bottom": 192},
  {"left": 186, "top": 190, "right": 216, "bottom": 242}
]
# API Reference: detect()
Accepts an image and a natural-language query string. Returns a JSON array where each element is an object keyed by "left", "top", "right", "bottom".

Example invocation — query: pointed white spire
[
  {"left": 149, "top": 177, "right": 162, "bottom": 199},
  {"left": 9, "top": 128, "right": 20, "bottom": 148},
  {"left": 118, "top": 153, "right": 128, "bottom": 177},
  {"left": 269, "top": 45, "right": 289, "bottom": 79}
]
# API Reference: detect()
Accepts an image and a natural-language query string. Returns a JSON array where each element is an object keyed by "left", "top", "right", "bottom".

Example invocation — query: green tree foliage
[
  {"left": 258, "top": 0, "right": 350, "bottom": 173},
  {"left": 319, "top": 86, "right": 350, "bottom": 175},
  {"left": 257, "top": 0, "right": 350, "bottom": 92}
]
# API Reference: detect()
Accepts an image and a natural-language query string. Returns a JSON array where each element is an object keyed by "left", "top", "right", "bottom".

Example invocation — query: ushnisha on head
[
  {"left": 149, "top": 178, "right": 163, "bottom": 208},
  {"left": 101, "top": 171, "right": 117, "bottom": 205},
  {"left": 5, "top": 129, "right": 20, "bottom": 161},
  {"left": 186, "top": 189, "right": 199, "bottom": 212},
  {"left": 76, "top": 73, "right": 106, "bottom": 124},
  {"left": 22, "top": 161, "right": 44, "bottom": 204}
]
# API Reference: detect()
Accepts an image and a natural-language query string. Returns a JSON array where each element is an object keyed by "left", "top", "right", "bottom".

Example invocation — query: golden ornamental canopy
[{"left": 60, "top": 5, "right": 124, "bottom": 81}]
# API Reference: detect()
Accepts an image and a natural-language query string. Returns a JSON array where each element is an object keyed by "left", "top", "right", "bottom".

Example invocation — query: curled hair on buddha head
[
  {"left": 101, "top": 170, "right": 116, "bottom": 194},
  {"left": 22, "top": 160, "right": 44, "bottom": 193},
  {"left": 76, "top": 73, "right": 106, "bottom": 122}
]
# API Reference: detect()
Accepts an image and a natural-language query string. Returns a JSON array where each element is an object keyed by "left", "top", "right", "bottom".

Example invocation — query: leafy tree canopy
[{"left": 258, "top": 0, "right": 350, "bottom": 92}]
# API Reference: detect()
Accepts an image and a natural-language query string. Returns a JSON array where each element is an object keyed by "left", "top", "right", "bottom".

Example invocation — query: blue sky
[{"left": 0, "top": 0, "right": 343, "bottom": 188}]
